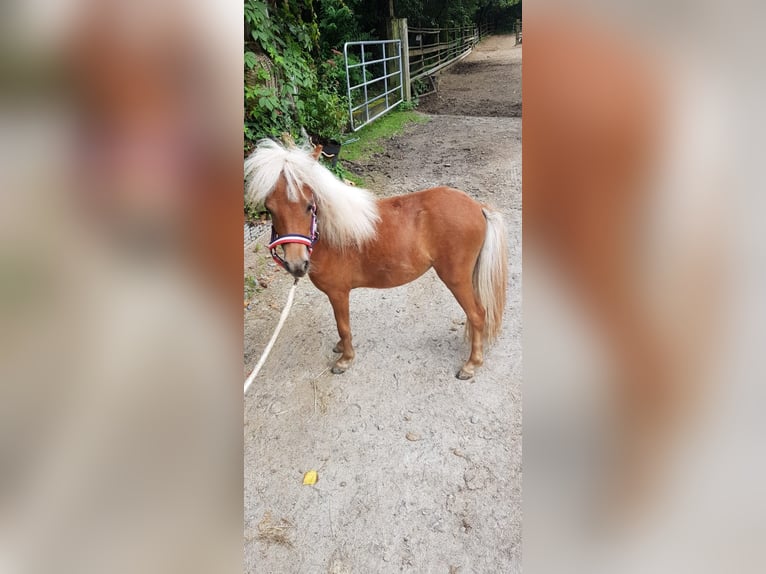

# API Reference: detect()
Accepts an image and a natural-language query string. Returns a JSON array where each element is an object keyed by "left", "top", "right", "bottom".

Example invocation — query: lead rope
[{"left": 244, "top": 278, "right": 299, "bottom": 394}]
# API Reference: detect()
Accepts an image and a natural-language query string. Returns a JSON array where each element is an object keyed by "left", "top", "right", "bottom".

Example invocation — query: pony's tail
[{"left": 468, "top": 208, "right": 509, "bottom": 343}]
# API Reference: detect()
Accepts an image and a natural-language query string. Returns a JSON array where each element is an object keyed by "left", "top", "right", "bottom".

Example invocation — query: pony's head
[{"left": 245, "top": 138, "right": 379, "bottom": 278}]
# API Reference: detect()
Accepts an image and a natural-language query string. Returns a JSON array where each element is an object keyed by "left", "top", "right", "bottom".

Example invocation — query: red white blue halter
[{"left": 267, "top": 204, "right": 318, "bottom": 269}]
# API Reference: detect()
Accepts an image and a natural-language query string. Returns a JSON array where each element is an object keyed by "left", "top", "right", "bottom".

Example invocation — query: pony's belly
[{"left": 354, "top": 260, "right": 431, "bottom": 289}]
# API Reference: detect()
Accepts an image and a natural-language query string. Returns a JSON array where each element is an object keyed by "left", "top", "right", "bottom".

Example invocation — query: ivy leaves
[{"left": 244, "top": 0, "right": 347, "bottom": 147}]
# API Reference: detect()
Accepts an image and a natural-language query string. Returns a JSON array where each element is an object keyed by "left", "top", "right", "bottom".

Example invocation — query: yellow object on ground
[{"left": 302, "top": 470, "right": 318, "bottom": 485}]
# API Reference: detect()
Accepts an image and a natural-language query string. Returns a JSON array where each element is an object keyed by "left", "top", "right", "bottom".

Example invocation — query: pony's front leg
[{"left": 327, "top": 290, "right": 354, "bottom": 374}]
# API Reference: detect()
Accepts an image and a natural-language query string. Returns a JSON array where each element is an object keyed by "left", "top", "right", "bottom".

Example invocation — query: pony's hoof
[
  {"left": 456, "top": 367, "right": 475, "bottom": 380},
  {"left": 331, "top": 364, "right": 348, "bottom": 374}
]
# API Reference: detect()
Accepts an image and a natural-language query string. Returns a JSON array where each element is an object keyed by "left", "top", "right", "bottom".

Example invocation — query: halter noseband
[{"left": 267, "top": 204, "right": 318, "bottom": 270}]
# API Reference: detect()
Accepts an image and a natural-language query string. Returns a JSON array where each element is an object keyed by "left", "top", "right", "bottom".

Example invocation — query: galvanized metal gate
[{"left": 344, "top": 40, "right": 403, "bottom": 132}]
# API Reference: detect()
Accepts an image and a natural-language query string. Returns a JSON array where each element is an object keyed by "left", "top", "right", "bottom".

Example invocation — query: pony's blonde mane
[{"left": 245, "top": 138, "right": 379, "bottom": 249}]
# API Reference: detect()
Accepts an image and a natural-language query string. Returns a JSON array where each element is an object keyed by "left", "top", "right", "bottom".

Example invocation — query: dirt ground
[
  {"left": 244, "top": 35, "right": 521, "bottom": 573},
  {"left": 417, "top": 35, "right": 521, "bottom": 118}
]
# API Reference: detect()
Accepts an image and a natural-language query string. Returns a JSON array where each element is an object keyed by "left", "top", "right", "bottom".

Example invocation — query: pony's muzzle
[
  {"left": 282, "top": 244, "right": 310, "bottom": 278},
  {"left": 285, "top": 259, "right": 310, "bottom": 278}
]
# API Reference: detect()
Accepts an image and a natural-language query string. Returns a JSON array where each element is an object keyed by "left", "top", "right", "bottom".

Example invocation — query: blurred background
[
  {"left": 524, "top": 0, "right": 766, "bottom": 572},
  {"left": 0, "top": 1, "right": 242, "bottom": 572}
]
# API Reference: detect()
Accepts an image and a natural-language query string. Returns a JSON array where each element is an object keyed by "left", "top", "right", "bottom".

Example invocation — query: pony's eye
[{"left": 306, "top": 204, "right": 315, "bottom": 214}]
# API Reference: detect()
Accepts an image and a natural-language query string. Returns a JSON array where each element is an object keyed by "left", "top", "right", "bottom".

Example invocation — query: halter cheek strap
[{"left": 267, "top": 206, "right": 318, "bottom": 270}]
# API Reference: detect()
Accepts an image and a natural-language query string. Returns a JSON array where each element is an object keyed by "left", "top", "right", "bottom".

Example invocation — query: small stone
[
  {"left": 377, "top": 424, "right": 384, "bottom": 430},
  {"left": 405, "top": 432, "right": 421, "bottom": 442},
  {"left": 268, "top": 401, "right": 283, "bottom": 415},
  {"left": 340, "top": 481, "right": 347, "bottom": 487},
  {"left": 470, "top": 415, "right": 479, "bottom": 424},
  {"left": 464, "top": 466, "right": 491, "bottom": 490}
]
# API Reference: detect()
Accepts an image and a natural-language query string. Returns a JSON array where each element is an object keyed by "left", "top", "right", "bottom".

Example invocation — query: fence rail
[
  {"left": 342, "top": 20, "right": 486, "bottom": 131},
  {"left": 408, "top": 25, "right": 478, "bottom": 84},
  {"left": 478, "top": 21, "right": 493, "bottom": 39},
  {"left": 344, "top": 40, "right": 403, "bottom": 132}
]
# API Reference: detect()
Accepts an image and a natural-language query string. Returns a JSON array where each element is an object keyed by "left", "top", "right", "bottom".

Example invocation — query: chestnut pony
[{"left": 245, "top": 139, "right": 508, "bottom": 379}]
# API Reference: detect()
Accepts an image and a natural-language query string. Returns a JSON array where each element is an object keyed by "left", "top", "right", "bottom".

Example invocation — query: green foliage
[
  {"left": 411, "top": 76, "right": 434, "bottom": 99},
  {"left": 318, "top": 51, "right": 366, "bottom": 96},
  {"left": 318, "top": 52, "right": 347, "bottom": 94},
  {"left": 244, "top": 274, "right": 260, "bottom": 300},
  {"left": 316, "top": 52, "right": 367, "bottom": 124},
  {"left": 317, "top": 0, "right": 360, "bottom": 56},
  {"left": 244, "top": 200, "right": 267, "bottom": 224},
  {"left": 300, "top": 89, "right": 347, "bottom": 141},
  {"left": 387, "top": 0, "right": 521, "bottom": 29},
  {"left": 244, "top": 0, "right": 349, "bottom": 147}
]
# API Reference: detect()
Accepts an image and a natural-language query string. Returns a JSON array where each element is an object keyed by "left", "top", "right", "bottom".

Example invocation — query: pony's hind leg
[
  {"left": 436, "top": 271, "right": 486, "bottom": 379},
  {"left": 327, "top": 289, "right": 355, "bottom": 374}
]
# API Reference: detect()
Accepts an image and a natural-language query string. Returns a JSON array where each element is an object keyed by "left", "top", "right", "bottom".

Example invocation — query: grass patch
[
  {"left": 340, "top": 109, "right": 429, "bottom": 162},
  {"left": 244, "top": 274, "right": 259, "bottom": 301},
  {"left": 339, "top": 169, "right": 365, "bottom": 186}
]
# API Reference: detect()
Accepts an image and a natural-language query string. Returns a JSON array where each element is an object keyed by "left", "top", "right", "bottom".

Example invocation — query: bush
[
  {"left": 245, "top": 0, "right": 348, "bottom": 147},
  {"left": 298, "top": 88, "right": 348, "bottom": 142}
]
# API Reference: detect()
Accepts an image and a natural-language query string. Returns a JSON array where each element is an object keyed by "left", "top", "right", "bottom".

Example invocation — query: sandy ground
[{"left": 244, "top": 35, "right": 521, "bottom": 573}]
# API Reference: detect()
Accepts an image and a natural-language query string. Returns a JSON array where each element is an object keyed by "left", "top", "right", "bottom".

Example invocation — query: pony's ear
[{"left": 310, "top": 144, "right": 323, "bottom": 161}]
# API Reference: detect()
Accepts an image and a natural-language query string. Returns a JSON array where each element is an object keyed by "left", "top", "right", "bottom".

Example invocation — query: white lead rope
[{"left": 244, "top": 279, "right": 298, "bottom": 394}]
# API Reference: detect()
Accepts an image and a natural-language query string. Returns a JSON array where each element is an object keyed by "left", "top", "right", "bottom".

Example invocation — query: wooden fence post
[{"left": 390, "top": 18, "right": 411, "bottom": 102}]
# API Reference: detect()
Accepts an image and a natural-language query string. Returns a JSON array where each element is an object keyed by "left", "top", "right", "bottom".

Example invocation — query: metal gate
[{"left": 344, "top": 40, "right": 403, "bottom": 132}]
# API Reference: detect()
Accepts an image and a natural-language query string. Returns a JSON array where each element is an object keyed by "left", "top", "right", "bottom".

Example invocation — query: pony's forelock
[
  {"left": 244, "top": 139, "right": 379, "bottom": 248},
  {"left": 244, "top": 138, "right": 314, "bottom": 204}
]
